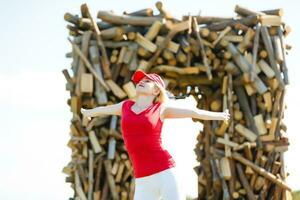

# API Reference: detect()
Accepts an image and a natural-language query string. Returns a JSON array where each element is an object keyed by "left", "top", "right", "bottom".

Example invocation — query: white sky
[{"left": 0, "top": 0, "right": 299, "bottom": 199}]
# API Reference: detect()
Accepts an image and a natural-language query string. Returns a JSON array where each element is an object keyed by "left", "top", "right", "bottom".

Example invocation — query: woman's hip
[{"left": 135, "top": 167, "right": 177, "bottom": 182}]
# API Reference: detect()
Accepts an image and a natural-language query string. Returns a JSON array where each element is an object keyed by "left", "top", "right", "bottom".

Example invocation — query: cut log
[
  {"left": 97, "top": 11, "right": 162, "bottom": 26},
  {"left": 63, "top": 3, "right": 291, "bottom": 199},
  {"left": 232, "top": 152, "right": 291, "bottom": 191}
]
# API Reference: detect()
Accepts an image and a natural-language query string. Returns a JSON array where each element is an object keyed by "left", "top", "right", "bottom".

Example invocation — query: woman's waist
[
  {"left": 130, "top": 150, "right": 176, "bottom": 174},
  {"left": 129, "top": 148, "right": 173, "bottom": 159}
]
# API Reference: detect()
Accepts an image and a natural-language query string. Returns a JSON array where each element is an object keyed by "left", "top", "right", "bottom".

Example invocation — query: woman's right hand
[{"left": 222, "top": 109, "right": 230, "bottom": 124}]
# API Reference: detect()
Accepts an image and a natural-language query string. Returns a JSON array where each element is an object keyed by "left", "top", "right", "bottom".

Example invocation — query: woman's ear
[{"left": 153, "top": 85, "right": 160, "bottom": 96}]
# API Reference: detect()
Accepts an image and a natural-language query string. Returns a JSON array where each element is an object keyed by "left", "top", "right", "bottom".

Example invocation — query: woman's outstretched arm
[
  {"left": 81, "top": 100, "right": 125, "bottom": 117},
  {"left": 162, "top": 104, "right": 230, "bottom": 121}
]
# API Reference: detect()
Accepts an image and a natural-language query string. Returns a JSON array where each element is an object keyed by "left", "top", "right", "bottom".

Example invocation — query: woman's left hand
[{"left": 221, "top": 109, "right": 230, "bottom": 122}]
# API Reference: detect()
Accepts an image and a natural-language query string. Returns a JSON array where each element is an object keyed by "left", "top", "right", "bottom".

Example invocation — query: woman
[{"left": 81, "top": 69, "right": 230, "bottom": 200}]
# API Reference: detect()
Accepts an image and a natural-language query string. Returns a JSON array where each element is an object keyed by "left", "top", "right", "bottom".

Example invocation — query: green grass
[
  {"left": 184, "top": 191, "right": 300, "bottom": 200},
  {"left": 293, "top": 190, "right": 300, "bottom": 200}
]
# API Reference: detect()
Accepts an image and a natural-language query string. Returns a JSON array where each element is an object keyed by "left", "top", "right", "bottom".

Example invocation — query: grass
[
  {"left": 293, "top": 190, "right": 300, "bottom": 200},
  {"left": 184, "top": 191, "right": 300, "bottom": 200}
]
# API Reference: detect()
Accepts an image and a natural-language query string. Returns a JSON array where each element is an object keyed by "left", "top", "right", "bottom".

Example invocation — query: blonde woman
[{"left": 81, "top": 69, "right": 230, "bottom": 200}]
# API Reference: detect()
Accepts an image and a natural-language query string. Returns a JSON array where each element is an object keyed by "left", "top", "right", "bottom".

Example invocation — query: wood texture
[{"left": 62, "top": 3, "right": 291, "bottom": 199}]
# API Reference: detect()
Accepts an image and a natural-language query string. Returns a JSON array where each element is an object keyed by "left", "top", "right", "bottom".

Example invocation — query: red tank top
[{"left": 121, "top": 99, "right": 176, "bottom": 178}]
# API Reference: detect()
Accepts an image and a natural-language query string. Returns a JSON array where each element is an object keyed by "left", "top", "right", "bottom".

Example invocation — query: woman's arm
[
  {"left": 81, "top": 100, "right": 125, "bottom": 117},
  {"left": 162, "top": 104, "right": 230, "bottom": 121}
]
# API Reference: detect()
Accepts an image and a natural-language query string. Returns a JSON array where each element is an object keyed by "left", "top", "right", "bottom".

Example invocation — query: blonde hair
[
  {"left": 153, "top": 83, "right": 170, "bottom": 104},
  {"left": 132, "top": 81, "right": 170, "bottom": 104}
]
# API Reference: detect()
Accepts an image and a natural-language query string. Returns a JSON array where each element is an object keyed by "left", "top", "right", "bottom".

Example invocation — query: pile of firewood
[{"left": 62, "top": 2, "right": 292, "bottom": 200}]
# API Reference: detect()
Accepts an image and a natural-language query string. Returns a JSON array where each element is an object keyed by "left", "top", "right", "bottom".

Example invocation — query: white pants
[{"left": 133, "top": 167, "right": 185, "bottom": 200}]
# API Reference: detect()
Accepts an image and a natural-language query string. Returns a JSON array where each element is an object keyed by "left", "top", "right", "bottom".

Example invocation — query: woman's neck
[{"left": 135, "top": 95, "right": 155, "bottom": 107}]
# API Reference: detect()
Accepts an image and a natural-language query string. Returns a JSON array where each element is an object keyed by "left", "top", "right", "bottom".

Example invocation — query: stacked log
[{"left": 62, "top": 2, "right": 292, "bottom": 200}]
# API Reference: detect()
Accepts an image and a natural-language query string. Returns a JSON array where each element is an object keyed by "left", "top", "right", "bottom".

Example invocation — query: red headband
[{"left": 131, "top": 70, "right": 166, "bottom": 89}]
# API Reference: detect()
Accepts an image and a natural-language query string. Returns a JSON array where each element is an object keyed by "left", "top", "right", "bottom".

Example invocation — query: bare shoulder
[
  {"left": 159, "top": 101, "right": 174, "bottom": 113},
  {"left": 159, "top": 100, "right": 192, "bottom": 119},
  {"left": 159, "top": 101, "right": 166, "bottom": 110},
  {"left": 118, "top": 99, "right": 127, "bottom": 110},
  {"left": 159, "top": 101, "right": 173, "bottom": 109},
  {"left": 159, "top": 101, "right": 168, "bottom": 121}
]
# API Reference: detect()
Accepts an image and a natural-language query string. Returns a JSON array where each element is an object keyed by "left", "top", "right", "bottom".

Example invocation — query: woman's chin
[{"left": 136, "top": 91, "right": 151, "bottom": 96}]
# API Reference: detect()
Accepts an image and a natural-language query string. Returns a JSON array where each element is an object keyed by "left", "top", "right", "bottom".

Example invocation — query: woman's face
[{"left": 136, "top": 77, "right": 160, "bottom": 96}]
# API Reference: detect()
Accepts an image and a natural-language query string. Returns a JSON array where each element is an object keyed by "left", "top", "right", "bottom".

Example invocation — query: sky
[{"left": 0, "top": 0, "right": 299, "bottom": 199}]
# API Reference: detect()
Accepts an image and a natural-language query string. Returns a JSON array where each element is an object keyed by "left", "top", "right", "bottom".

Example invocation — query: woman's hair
[{"left": 153, "top": 83, "right": 170, "bottom": 104}]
